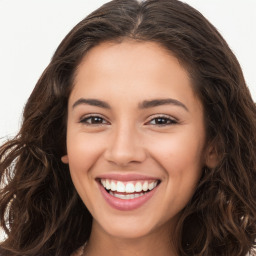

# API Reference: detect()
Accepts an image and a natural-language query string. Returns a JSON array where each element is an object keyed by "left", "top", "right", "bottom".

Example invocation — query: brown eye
[
  {"left": 148, "top": 117, "right": 177, "bottom": 126},
  {"left": 80, "top": 116, "right": 108, "bottom": 125}
]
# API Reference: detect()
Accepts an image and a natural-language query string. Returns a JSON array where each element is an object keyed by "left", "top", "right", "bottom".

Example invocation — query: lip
[
  {"left": 97, "top": 173, "right": 160, "bottom": 181},
  {"left": 98, "top": 180, "right": 159, "bottom": 211}
]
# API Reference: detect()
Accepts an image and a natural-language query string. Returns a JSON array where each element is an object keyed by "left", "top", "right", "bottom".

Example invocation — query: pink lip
[
  {"left": 98, "top": 182, "right": 159, "bottom": 211},
  {"left": 97, "top": 173, "right": 159, "bottom": 181}
]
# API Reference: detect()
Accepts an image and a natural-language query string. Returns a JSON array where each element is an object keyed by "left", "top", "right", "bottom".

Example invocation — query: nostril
[
  {"left": 104, "top": 147, "right": 147, "bottom": 166},
  {"left": 103, "top": 131, "right": 147, "bottom": 166}
]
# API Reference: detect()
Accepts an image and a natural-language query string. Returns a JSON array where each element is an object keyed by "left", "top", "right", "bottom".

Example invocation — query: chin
[
  {"left": 93, "top": 212, "right": 173, "bottom": 241},
  {"left": 103, "top": 224, "right": 154, "bottom": 240}
]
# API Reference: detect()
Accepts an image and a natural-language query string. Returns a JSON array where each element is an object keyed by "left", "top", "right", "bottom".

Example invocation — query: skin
[{"left": 62, "top": 40, "right": 217, "bottom": 256}]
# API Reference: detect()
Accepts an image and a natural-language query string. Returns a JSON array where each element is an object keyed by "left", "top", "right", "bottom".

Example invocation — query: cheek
[
  {"left": 67, "top": 132, "right": 103, "bottom": 171},
  {"left": 149, "top": 129, "right": 205, "bottom": 199},
  {"left": 65, "top": 133, "right": 106, "bottom": 202},
  {"left": 66, "top": 133, "right": 105, "bottom": 207},
  {"left": 152, "top": 132, "right": 205, "bottom": 172}
]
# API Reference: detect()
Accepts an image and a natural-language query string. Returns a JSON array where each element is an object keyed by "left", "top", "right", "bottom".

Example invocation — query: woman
[{"left": 0, "top": 0, "right": 255, "bottom": 255}]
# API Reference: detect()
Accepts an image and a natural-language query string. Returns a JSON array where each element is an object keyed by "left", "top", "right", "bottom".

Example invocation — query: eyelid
[
  {"left": 145, "top": 114, "right": 178, "bottom": 126},
  {"left": 79, "top": 113, "right": 110, "bottom": 125}
]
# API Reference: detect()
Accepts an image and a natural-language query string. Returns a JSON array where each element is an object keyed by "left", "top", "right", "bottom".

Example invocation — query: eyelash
[
  {"left": 79, "top": 114, "right": 178, "bottom": 126},
  {"left": 146, "top": 115, "right": 178, "bottom": 126},
  {"left": 79, "top": 114, "right": 109, "bottom": 125}
]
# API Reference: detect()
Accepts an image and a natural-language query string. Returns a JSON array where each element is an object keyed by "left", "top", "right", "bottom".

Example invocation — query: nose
[{"left": 104, "top": 124, "right": 147, "bottom": 167}]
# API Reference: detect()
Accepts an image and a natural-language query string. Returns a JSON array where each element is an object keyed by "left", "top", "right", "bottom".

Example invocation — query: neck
[{"left": 84, "top": 221, "right": 178, "bottom": 256}]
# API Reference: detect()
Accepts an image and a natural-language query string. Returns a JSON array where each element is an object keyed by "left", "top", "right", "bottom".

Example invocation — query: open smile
[{"left": 97, "top": 176, "right": 161, "bottom": 211}]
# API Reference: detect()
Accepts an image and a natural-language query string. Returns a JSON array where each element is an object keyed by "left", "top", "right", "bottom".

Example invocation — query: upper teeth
[{"left": 101, "top": 179, "right": 158, "bottom": 193}]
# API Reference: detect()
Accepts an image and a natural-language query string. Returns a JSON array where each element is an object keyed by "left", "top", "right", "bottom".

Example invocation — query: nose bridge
[{"left": 104, "top": 120, "right": 146, "bottom": 166}]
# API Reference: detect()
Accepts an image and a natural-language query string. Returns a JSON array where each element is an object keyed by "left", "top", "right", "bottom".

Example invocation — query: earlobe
[
  {"left": 205, "top": 145, "right": 219, "bottom": 169},
  {"left": 61, "top": 155, "right": 69, "bottom": 164}
]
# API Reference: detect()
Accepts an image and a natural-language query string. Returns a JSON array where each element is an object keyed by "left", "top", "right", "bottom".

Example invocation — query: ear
[
  {"left": 205, "top": 144, "right": 219, "bottom": 169},
  {"left": 61, "top": 155, "right": 69, "bottom": 164}
]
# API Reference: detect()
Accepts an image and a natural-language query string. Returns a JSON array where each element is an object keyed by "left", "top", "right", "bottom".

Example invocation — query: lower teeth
[{"left": 109, "top": 191, "right": 146, "bottom": 199}]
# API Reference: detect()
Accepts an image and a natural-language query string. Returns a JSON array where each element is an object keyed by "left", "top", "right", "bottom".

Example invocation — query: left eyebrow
[{"left": 139, "top": 98, "right": 188, "bottom": 112}]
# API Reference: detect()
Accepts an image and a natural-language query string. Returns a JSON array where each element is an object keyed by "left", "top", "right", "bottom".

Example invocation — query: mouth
[
  {"left": 97, "top": 176, "right": 161, "bottom": 211},
  {"left": 100, "top": 179, "right": 160, "bottom": 199}
]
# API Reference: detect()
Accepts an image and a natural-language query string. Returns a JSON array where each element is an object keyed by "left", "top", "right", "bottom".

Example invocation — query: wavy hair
[{"left": 0, "top": 0, "right": 255, "bottom": 255}]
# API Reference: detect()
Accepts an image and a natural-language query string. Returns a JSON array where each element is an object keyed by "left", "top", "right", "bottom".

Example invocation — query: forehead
[
  {"left": 70, "top": 40, "right": 201, "bottom": 112},
  {"left": 76, "top": 40, "right": 182, "bottom": 78}
]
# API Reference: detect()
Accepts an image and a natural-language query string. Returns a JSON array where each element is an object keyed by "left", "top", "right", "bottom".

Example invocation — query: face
[{"left": 62, "top": 41, "right": 212, "bottom": 241}]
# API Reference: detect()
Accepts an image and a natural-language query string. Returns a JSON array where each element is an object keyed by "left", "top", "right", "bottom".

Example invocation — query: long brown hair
[{"left": 0, "top": 0, "right": 255, "bottom": 255}]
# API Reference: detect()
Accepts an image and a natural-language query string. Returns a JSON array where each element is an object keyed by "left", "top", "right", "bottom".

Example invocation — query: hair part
[{"left": 0, "top": 0, "right": 256, "bottom": 255}]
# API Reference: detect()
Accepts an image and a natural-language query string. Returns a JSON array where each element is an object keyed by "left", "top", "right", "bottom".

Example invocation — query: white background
[
  {"left": 0, "top": 0, "right": 256, "bottom": 140},
  {"left": 0, "top": 0, "right": 255, "bottom": 247}
]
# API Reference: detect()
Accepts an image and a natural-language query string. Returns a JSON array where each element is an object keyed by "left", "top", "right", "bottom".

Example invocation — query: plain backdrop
[
  {"left": 0, "top": 0, "right": 255, "bottom": 246},
  {"left": 0, "top": 0, "right": 256, "bottom": 140}
]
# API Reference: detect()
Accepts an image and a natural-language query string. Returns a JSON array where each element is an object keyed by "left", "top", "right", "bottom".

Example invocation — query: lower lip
[{"left": 98, "top": 183, "right": 159, "bottom": 211}]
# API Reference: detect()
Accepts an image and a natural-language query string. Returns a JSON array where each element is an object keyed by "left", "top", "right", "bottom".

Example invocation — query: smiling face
[{"left": 62, "top": 41, "right": 213, "bottom": 243}]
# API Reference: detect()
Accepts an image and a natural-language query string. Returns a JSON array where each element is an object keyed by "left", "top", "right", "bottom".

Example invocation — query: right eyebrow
[{"left": 72, "top": 98, "right": 111, "bottom": 109}]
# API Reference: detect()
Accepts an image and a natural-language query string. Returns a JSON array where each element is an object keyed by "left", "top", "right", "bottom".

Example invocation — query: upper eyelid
[
  {"left": 146, "top": 114, "right": 178, "bottom": 121},
  {"left": 80, "top": 113, "right": 106, "bottom": 119},
  {"left": 145, "top": 115, "right": 179, "bottom": 126},
  {"left": 79, "top": 114, "right": 110, "bottom": 123}
]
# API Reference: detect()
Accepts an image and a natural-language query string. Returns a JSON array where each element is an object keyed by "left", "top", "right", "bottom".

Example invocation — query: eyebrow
[
  {"left": 72, "top": 97, "right": 188, "bottom": 111},
  {"left": 139, "top": 98, "right": 188, "bottom": 111},
  {"left": 72, "top": 98, "right": 111, "bottom": 109}
]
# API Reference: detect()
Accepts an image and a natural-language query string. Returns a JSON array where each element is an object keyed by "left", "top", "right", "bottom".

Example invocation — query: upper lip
[{"left": 96, "top": 173, "right": 161, "bottom": 181}]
